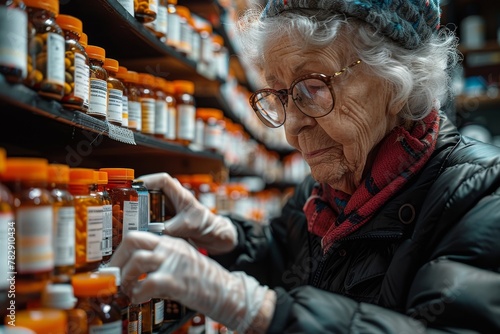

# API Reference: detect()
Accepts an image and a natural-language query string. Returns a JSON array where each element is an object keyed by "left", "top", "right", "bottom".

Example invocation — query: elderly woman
[{"left": 110, "top": 0, "right": 500, "bottom": 333}]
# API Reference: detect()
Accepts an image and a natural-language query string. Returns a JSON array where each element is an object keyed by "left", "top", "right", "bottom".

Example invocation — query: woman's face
[{"left": 262, "top": 36, "right": 400, "bottom": 194}]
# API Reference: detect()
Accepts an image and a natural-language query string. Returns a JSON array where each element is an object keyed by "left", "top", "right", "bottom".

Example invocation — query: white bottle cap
[
  {"left": 99, "top": 266, "right": 121, "bottom": 287},
  {"left": 41, "top": 284, "right": 77, "bottom": 310},
  {"left": 148, "top": 222, "right": 165, "bottom": 234}
]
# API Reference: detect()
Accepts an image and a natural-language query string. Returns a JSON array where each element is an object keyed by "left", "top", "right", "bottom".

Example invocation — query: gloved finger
[
  {"left": 138, "top": 172, "right": 194, "bottom": 209},
  {"left": 108, "top": 231, "right": 161, "bottom": 269},
  {"left": 120, "top": 248, "right": 167, "bottom": 297},
  {"left": 162, "top": 214, "right": 190, "bottom": 238},
  {"left": 130, "top": 271, "right": 178, "bottom": 304}
]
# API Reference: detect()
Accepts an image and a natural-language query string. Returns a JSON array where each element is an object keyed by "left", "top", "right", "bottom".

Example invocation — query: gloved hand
[
  {"left": 138, "top": 172, "right": 237, "bottom": 255},
  {"left": 109, "top": 231, "right": 276, "bottom": 333}
]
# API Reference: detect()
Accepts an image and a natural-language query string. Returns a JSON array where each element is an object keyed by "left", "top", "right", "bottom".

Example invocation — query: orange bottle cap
[
  {"left": 69, "top": 168, "right": 95, "bottom": 185},
  {"left": 167, "top": 0, "right": 177, "bottom": 4},
  {"left": 24, "top": 0, "right": 59, "bottom": 16},
  {"left": 96, "top": 171, "right": 108, "bottom": 185},
  {"left": 198, "top": 23, "right": 213, "bottom": 35},
  {"left": 116, "top": 66, "right": 128, "bottom": 80},
  {"left": 155, "top": 77, "right": 166, "bottom": 91},
  {"left": 173, "top": 80, "right": 195, "bottom": 95},
  {"left": 85, "top": 45, "right": 105, "bottom": 62},
  {"left": 138, "top": 73, "right": 156, "bottom": 87},
  {"left": 103, "top": 58, "right": 119, "bottom": 73},
  {"left": 56, "top": 14, "right": 83, "bottom": 35},
  {"left": 13, "top": 309, "right": 67, "bottom": 334},
  {"left": 163, "top": 80, "right": 175, "bottom": 95},
  {"left": 125, "top": 71, "right": 140, "bottom": 84},
  {"left": 175, "top": 174, "right": 192, "bottom": 187},
  {"left": 196, "top": 108, "right": 223, "bottom": 121},
  {"left": 176, "top": 6, "right": 190, "bottom": 19},
  {"left": 80, "top": 32, "right": 88, "bottom": 47},
  {"left": 100, "top": 168, "right": 135, "bottom": 181},
  {"left": 212, "top": 34, "right": 224, "bottom": 46},
  {"left": 48, "top": 164, "right": 70, "bottom": 184},
  {"left": 190, "top": 174, "right": 213, "bottom": 187},
  {"left": 72, "top": 272, "right": 117, "bottom": 297},
  {"left": 0, "top": 148, "right": 6, "bottom": 175},
  {"left": 2, "top": 158, "right": 48, "bottom": 182}
]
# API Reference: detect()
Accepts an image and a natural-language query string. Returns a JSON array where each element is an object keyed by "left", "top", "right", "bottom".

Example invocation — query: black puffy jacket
[{"left": 214, "top": 116, "right": 500, "bottom": 333}]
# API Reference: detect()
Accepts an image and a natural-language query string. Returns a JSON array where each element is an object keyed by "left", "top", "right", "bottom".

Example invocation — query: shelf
[
  {"left": 59, "top": 0, "right": 220, "bottom": 86},
  {"left": 0, "top": 76, "right": 225, "bottom": 177}
]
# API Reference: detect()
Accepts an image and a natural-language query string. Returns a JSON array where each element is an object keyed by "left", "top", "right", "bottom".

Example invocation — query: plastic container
[
  {"left": 2, "top": 158, "right": 53, "bottom": 298},
  {"left": 41, "top": 284, "right": 88, "bottom": 334},
  {"left": 91, "top": 171, "right": 113, "bottom": 265},
  {"left": 134, "top": 0, "right": 157, "bottom": 23},
  {"left": 145, "top": 0, "right": 167, "bottom": 39},
  {"left": 56, "top": 14, "right": 90, "bottom": 112},
  {"left": 128, "top": 303, "right": 142, "bottom": 334},
  {"left": 123, "top": 70, "right": 141, "bottom": 131},
  {"left": 163, "top": 80, "right": 177, "bottom": 141},
  {"left": 86, "top": 45, "right": 108, "bottom": 121},
  {"left": 138, "top": 73, "right": 156, "bottom": 135},
  {"left": 149, "top": 189, "right": 164, "bottom": 223},
  {"left": 198, "top": 23, "right": 213, "bottom": 72},
  {"left": 99, "top": 267, "right": 130, "bottom": 334},
  {"left": 103, "top": 58, "right": 124, "bottom": 126},
  {"left": 141, "top": 298, "right": 153, "bottom": 334},
  {"left": 24, "top": 0, "right": 65, "bottom": 100},
  {"left": 212, "top": 34, "right": 229, "bottom": 80},
  {"left": 0, "top": 148, "right": 14, "bottom": 321},
  {"left": 175, "top": 5, "right": 192, "bottom": 57},
  {"left": 153, "top": 77, "right": 168, "bottom": 138},
  {"left": 132, "top": 179, "right": 150, "bottom": 232},
  {"left": 166, "top": 0, "right": 180, "bottom": 50},
  {"left": 116, "top": 66, "right": 129, "bottom": 128},
  {"left": 10, "top": 309, "right": 67, "bottom": 334},
  {"left": 100, "top": 168, "right": 139, "bottom": 252},
  {"left": 0, "top": 0, "right": 28, "bottom": 83},
  {"left": 72, "top": 272, "right": 121, "bottom": 333},
  {"left": 68, "top": 168, "right": 103, "bottom": 273},
  {"left": 195, "top": 108, "right": 224, "bottom": 153},
  {"left": 173, "top": 80, "right": 196, "bottom": 146},
  {"left": 47, "top": 164, "right": 75, "bottom": 283}
]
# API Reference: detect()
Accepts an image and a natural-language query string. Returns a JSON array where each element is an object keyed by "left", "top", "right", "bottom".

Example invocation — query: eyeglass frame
[{"left": 249, "top": 59, "right": 362, "bottom": 128}]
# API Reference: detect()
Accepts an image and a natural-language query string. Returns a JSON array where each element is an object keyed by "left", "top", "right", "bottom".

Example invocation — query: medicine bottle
[
  {"left": 12, "top": 309, "right": 67, "bottom": 334},
  {"left": 47, "top": 164, "right": 75, "bottom": 283},
  {"left": 0, "top": 148, "right": 14, "bottom": 321},
  {"left": 141, "top": 298, "right": 153, "bottom": 334},
  {"left": 138, "top": 73, "right": 156, "bottom": 135},
  {"left": 2, "top": 158, "right": 53, "bottom": 299},
  {"left": 56, "top": 14, "right": 90, "bottom": 112},
  {"left": 116, "top": 66, "right": 129, "bottom": 128},
  {"left": 41, "top": 284, "right": 88, "bottom": 334},
  {"left": 144, "top": 0, "right": 167, "bottom": 40},
  {"left": 153, "top": 77, "right": 168, "bottom": 138},
  {"left": 86, "top": 45, "right": 108, "bottom": 121},
  {"left": 100, "top": 168, "right": 139, "bottom": 252},
  {"left": 198, "top": 23, "right": 213, "bottom": 74},
  {"left": 163, "top": 80, "right": 177, "bottom": 142},
  {"left": 166, "top": 0, "right": 180, "bottom": 50},
  {"left": 0, "top": 0, "right": 28, "bottom": 83},
  {"left": 135, "top": 0, "right": 156, "bottom": 23},
  {"left": 99, "top": 267, "right": 130, "bottom": 334},
  {"left": 91, "top": 171, "right": 113, "bottom": 265},
  {"left": 123, "top": 71, "right": 141, "bottom": 131},
  {"left": 195, "top": 108, "right": 224, "bottom": 154},
  {"left": 128, "top": 303, "right": 142, "bottom": 334},
  {"left": 173, "top": 80, "right": 196, "bottom": 146},
  {"left": 24, "top": 0, "right": 65, "bottom": 100},
  {"left": 175, "top": 6, "right": 192, "bottom": 57},
  {"left": 132, "top": 179, "right": 150, "bottom": 232},
  {"left": 104, "top": 58, "right": 124, "bottom": 126},
  {"left": 190, "top": 174, "right": 216, "bottom": 213},
  {"left": 68, "top": 168, "right": 103, "bottom": 273},
  {"left": 212, "top": 34, "right": 229, "bottom": 80},
  {"left": 72, "top": 272, "right": 122, "bottom": 333}
]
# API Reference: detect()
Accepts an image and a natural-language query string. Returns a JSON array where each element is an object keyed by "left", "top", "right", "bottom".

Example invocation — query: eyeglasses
[{"left": 249, "top": 59, "right": 362, "bottom": 128}]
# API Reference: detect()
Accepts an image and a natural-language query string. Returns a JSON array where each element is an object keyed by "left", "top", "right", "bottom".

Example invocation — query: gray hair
[{"left": 236, "top": 9, "right": 460, "bottom": 120}]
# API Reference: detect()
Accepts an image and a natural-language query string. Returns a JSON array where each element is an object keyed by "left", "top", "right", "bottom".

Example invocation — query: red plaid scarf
[{"left": 303, "top": 110, "right": 440, "bottom": 253}]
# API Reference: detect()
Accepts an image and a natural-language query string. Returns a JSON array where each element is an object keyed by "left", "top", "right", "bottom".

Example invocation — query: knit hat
[{"left": 261, "top": 0, "right": 441, "bottom": 50}]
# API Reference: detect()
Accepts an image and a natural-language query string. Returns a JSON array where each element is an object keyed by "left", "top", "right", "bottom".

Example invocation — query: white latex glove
[
  {"left": 109, "top": 231, "right": 276, "bottom": 333},
  {"left": 138, "top": 172, "right": 237, "bottom": 255}
]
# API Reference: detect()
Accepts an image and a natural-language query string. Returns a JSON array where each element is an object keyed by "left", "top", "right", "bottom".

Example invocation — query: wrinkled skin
[{"left": 263, "top": 36, "right": 401, "bottom": 194}]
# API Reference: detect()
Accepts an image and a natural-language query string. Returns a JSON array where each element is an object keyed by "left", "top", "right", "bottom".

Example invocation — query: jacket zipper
[{"left": 311, "top": 232, "right": 403, "bottom": 287}]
